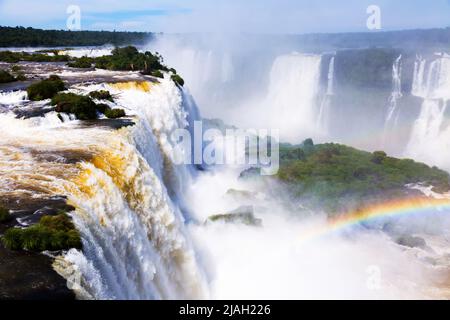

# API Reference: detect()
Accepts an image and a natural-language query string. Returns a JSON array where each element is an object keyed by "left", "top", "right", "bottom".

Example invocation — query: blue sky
[{"left": 1, "top": 0, "right": 450, "bottom": 33}]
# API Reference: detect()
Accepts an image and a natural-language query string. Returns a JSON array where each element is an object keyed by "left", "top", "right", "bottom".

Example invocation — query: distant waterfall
[
  {"left": 405, "top": 55, "right": 450, "bottom": 170},
  {"left": 261, "top": 53, "right": 322, "bottom": 143},
  {"left": 384, "top": 55, "right": 403, "bottom": 127},
  {"left": 382, "top": 55, "right": 403, "bottom": 147},
  {"left": 317, "top": 56, "right": 335, "bottom": 134}
]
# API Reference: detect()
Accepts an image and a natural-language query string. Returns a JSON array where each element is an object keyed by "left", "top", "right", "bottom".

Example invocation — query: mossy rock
[
  {"left": 0, "top": 206, "right": 11, "bottom": 223},
  {"left": 104, "top": 108, "right": 126, "bottom": 119},
  {"left": 52, "top": 93, "right": 98, "bottom": 120},
  {"left": 27, "top": 75, "right": 65, "bottom": 101},
  {"left": 89, "top": 90, "right": 114, "bottom": 102},
  {"left": 10, "top": 65, "right": 21, "bottom": 72},
  {"left": 207, "top": 206, "right": 262, "bottom": 226},
  {"left": 15, "top": 72, "right": 27, "bottom": 81},
  {"left": 0, "top": 70, "right": 16, "bottom": 83}
]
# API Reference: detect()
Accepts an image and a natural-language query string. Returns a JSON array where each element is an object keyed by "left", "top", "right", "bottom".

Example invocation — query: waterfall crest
[
  {"left": 0, "top": 77, "right": 208, "bottom": 300},
  {"left": 261, "top": 53, "right": 322, "bottom": 142},
  {"left": 405, "top": 55, "right": 450, "bottom": 170}
]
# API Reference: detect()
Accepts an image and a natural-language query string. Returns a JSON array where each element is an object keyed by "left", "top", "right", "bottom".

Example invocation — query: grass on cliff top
[
  {"left": 1, "top": 212, "right": 81, "bottom": 252},
  {"left": 278, "top": 140, "right": 450, "bottom": 211}
]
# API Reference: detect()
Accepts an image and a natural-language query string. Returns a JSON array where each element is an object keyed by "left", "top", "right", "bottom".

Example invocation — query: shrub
[
  {"left": 67, "top": 56, "right": 93, "bottom": 68},
  {"left": 0, "top": 206, "right": 11, "bottom": 223},
  {"left": 0, "top": 51, "right": 20, "bottom": 63},
  {"left": 91, "top": 46, "right": 168, "bottom": 73},
  {"left": 104, "top": 108, "right": 126, "bottom": 119},
  {"left": 11, "top": 65, "right": 21, "bottom": 72},
  {"left": 150, "top": 70, "right": 164, "bottom": 78},
  {"left": 52, "top": 93, "right": 98, "bottom": 120},
  {"left": 371, "top": 151, "right": 387, "bottom": 164},
  {"left": 1, "top": 213, "right": 81, "bottom": 252},
  {"left": 171, "top": 74, "right": 184, "bottom": 87},
  {"left": 95, "top": 103, "right": 109, "bottom": 114},
  {"left": 89, "top": 90, "right": 114, "bottom": 102},
  {"left": 2, "top": 228, "right": 23, "bottom": 250},
  {"left": 27, "top": 75, "right": 65, "bottom": 101},
  {"left": 15, "top": 72, "right": 26, "bottom": 81},
  {"left": 303, "top": 138, "right": 314, "bottom": 148},
  {"left": 0, "top": 70, "right": 16, "bottom": 83}
]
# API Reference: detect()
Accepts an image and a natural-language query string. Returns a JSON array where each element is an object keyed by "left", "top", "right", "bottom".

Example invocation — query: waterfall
[
  {"left": 382, "top": 55, "right": 403, "bottom": 147},
  {"left": 384, "top": 55, "right": 403, "bottom": 127},
  {"left": 0, "top": 77, "right": 208, "bottom": 300},
  {"left": 262, "top": 53, "right": 322, "bottom": 143},
  {"left": 317, "top": 56, "right": 335, "bottom": 134},
  {"left": 405, "top": 55, "right": 450, "bottom": 170}
]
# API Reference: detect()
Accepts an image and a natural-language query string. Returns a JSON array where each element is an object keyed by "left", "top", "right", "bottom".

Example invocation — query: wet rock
[
  {"left": 0, "top": 245, "right": 75, "bottom": 300},
  {"left": 239, "top": 167, "right": 261, "bottom": 179},
  {"left": 395, "top": 235, "right": 427, "bottom": 249},
  {"left": 207, "top": 206, "right": 262, "bottom": 226},
  {"left": 225, "top": 189, "right": 258, "bottom": 201},
  {"left": 75, "top": 118, "right": 135, "bottom": 130}
]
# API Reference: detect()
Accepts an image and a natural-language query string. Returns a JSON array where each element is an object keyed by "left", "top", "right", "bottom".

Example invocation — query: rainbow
[{"left": 299, "top": 197, "right": 450, "bottom": 243}]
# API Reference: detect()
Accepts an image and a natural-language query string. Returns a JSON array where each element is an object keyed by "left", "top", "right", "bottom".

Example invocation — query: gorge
[{"left": 0, "top": 31, "right": 450, "bottom": 300}]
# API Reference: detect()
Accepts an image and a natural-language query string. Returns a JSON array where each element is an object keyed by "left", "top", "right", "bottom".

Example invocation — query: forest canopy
[{"left": 0, "top": 26, "right": 153, "bottom": 47}]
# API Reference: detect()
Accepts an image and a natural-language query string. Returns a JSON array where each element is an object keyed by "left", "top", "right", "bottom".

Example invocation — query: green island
[
  {"left": 0, "top": 45, "right": 185, "bottom": 86},
  {"left": 52, "top": 92, "right": 125, "bottom": 120},
  {"left": 276, "top": 140, "right": 450, "bottom": 212},
  {"left": 1, "top": 212, "right": 81, "bottom": 252}
]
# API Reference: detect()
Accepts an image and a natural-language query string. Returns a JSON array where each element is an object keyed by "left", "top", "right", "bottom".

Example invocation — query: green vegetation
[
  {"left": 52, "top": 93, "right": 98, "bottom": 120},
  {"left": 26, "top": 75, "right": 65, "bottom": 101},
  {"left": 1, "top": 212, "right": 81, "bottom": 252},
  {"left": 0, "top": 68, "right": 27, "bottom": 83},
  {"left": 278, "top": 140, "right": 450, "bottom": 211},
  {"left": 0, "top": 26, "right": 153, "bottom": 47},
  {"left": 15, "top": 72, "right": 26, "bottom": 81},
  {"left": 66, "top": 46, "right": 171, "bottom": 79},
  {"left": 52, "top": 92, "right": 125, "bottom": 120},
  {"left": 0, "top": 50, "right": 70, "bottom": 63},
  {"left": 93, "top": 46, "right": 166, "bottom": 73},
  {"left": 0, "top": 206, "right": 11, "bottom": 223},
  {"left": 10, "top": 65, "right": 21, "bottom": 72},
  {"left": 89, "top": 90, "right": 114, "bottom": 102},
  {"left": 171, "top": 74, "right": 185, "bottom": 87},
  {"left": 0, "top": 70, "right": 16, "bottom": 83},
  {"left": 150, "top": 70, "right": 164, "bottom": 78},
  {"left": 67, "top": 56, "right": 92, "bottom": 68},
  {"left": 104, "top": 108, "right": 126, "bottom": 119}
]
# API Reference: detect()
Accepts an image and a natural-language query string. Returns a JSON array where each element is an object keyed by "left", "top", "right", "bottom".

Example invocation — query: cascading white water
[
  {"left": 317, "top": 56, "right": 335, "bottom": 134},
  {"left": 256, "top": 53, "right": 322, "bottom": 143},
  {"left": 405, "top": 55, "right": 450, "bottom": 170},
  {"left": 384, "top": 55, "right": 403, "bottom": 128},
  {"left": 145, "top": 37, "right": 236, "bottom": 120},
  {"left": 382, "top": 55, "right": 403, "bottom": 148},
  {"left": 0, "top": 77, "right": 208, "bottom": 300}
]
